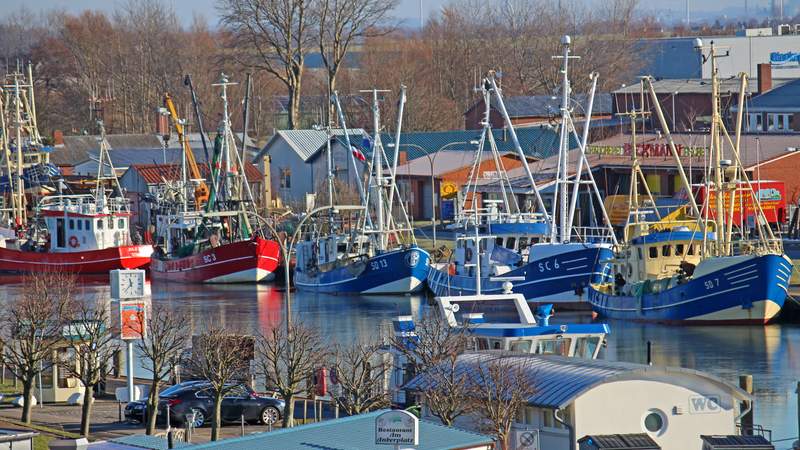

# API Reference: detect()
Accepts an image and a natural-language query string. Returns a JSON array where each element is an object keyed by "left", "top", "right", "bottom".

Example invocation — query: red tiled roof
[{"left": 129, "top": 163, "right": 262, "bottom": 184}]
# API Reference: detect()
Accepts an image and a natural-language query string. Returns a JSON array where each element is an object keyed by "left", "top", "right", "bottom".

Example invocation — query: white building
[{"left": 406, "top": 353, "right": 751, "bottom": 450}]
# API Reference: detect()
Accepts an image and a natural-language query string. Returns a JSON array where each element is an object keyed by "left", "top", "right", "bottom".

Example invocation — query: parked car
[{"left": 124, "top": 381, "right": 284, "bottom": 427}]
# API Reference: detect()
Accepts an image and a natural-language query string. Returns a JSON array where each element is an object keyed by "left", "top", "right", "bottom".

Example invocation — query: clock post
[{"left": 110, "top": 269, "right": 148, "bottom": 404}]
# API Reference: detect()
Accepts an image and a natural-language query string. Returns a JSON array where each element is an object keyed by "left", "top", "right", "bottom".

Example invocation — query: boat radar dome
[
  {"left": 693, "top": 38, "right": 703, "bottom": 49},
  {"left": 561, "top": 35, "right": 571, "bottom": 46}
]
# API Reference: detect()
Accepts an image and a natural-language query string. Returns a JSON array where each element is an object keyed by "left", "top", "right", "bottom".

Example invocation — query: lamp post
[
  {"left": 255, "top": 205, "right": 364, "bottom": 332},
  {"left": 387, "top": 141, "right": 478, "bottom": 251}
]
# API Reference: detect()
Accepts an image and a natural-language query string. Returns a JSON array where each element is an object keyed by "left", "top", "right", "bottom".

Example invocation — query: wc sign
[{"left": 688, "top": 395, "right": 722, "bottom": 414}]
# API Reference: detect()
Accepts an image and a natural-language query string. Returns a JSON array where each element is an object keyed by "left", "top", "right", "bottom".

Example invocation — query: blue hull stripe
[
  {"left": 427, "top": 246, "right": 614, "bottom": 301},
  {"left": 588, "top": 254, "right": 791, "bottom": 322},
  {"left": 294, "top": 247, "right": 430, "bottom": 295}
]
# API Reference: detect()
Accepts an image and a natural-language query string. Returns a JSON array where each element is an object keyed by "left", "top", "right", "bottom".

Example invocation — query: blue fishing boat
[
  {"left": 294, "top": 87, "right": 430, "bottom": 295},
  {"left": 427, "top": 37, "right": 617, "bottom": 306},
  {"left": 589, "top": 50, "right": 790, "bottom": 324}
]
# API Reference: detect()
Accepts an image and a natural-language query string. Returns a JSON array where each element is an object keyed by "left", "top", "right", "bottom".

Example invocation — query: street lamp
[
  {"left": 387, "top": 140, "right": 478, "bottom": 250},
  {"left": 254, "top": 204, "right": 364, "bottom": 333}
]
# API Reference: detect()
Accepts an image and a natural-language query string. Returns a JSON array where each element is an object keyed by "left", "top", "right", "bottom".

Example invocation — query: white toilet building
[{"left": 406, "top": 352, "right": 752, "bottom": 450}]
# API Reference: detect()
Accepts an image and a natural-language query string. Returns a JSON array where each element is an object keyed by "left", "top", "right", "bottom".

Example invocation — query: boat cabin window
[
  {"left": 536, "top": 338, "right": 572, "bottom": 356},
  {"left": 474, "top": 338, "right": 489, "bottom": 350},
  {"left": 518, "top": 237, "right": 529, "bottom": 251},
  {"left": 97, "top": 219, "right": 103, "bottom": 230},
  {"left": 574, "top": 336, "right": 601, "bottom": 359},
  {"left": 687, "top": 244, "right": 695, "bottom": 255},
  {"left": 510, "top": 340, "right": 531, "bottom": 353},
  {"left": 118, "top": 219, "right": 125, "bottom": 229},
  {"left": 675, "top": 244, "right": 684, "bottom": 255},
  {"left": 496, "top": 237, "right": 504, "bottom": 246},
  {"left": 69, "top": 219, "right": 74, "bottom": 230},
  {"left": 648, "top": 246, "right": 657, "bottom": 258},
  {"left": 661, "top": 245, "right": 671, "bottom": 257},
  {"left": 490, "top": 339, "right": 503, "bottom": 350},
  {"left": 108, "top": 217, "right": 114, "bottom": 229},
  {"left": 77, "top": 220, "right": 82, "bottom": 231},
  {"left": 506, "top": 237, "right": 516, "bottom": 250},
  {"left": 85, "top": 220, "right": 90, "bottom": 230}
]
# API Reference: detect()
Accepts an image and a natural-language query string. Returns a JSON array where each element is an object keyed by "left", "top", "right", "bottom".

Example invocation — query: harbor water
[{"left": 0, "top": 279, "right": 797, "bottom": 441}]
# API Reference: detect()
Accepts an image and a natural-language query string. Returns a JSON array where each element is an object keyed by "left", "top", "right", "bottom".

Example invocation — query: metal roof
[
  {"left": 259, "top": 129, "right": 367, "bottom": 162},
  {"left": 405, "top": 353, "right": 750, "bottom": 409},
  {"left": 699, "top": 435, "right": 774, "bottom": 449},
  {"left": 613, "top": 78, "right": 769, "bottom": 95},
  {"left": 393, "top": 149, "right": 495, "bottom": 177},
  {"left": 187, "top": 409, "right": 494, "bottom": 450},
  {"left": 125, "top": 163, "right": 261, "bottom": 184},
  {"left": 54, "top": 134, "right": 164, "bottom": 166},
  {"left": 577, "top": 434, "right": 660, "bottom": 449},
  {"left": 485, "top": 93, "right": 613, "bottom": 118},
  {"left": 95, "top": 435, "right": 190, "bottom": 449},
  {"left": 741, "top": 78, "right": 800, "bottom": 112},
  {"left": 381, "top": 126, "right": 571, "bottom": 162},
  {"left": 80, "top": 148, "right": 209, "bottom": 171}
]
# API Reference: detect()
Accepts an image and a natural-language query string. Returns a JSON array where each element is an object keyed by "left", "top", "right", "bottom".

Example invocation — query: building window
[
  {"left": 643, "top": 409, "right": 667, "bottom": 434},
  {"left": 280, "top": 168, "right": 292, "bottom": 189},
  {"left": 748, "top": 113, "right": 762, "bottom": 132},
  {"left": 768, "top": 113, "right": 792, "bottom": 131}
]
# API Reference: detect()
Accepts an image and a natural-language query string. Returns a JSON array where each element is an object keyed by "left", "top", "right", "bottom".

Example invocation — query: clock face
[{"left": 118, "top": 271, "right": 145, "bottom": 298}]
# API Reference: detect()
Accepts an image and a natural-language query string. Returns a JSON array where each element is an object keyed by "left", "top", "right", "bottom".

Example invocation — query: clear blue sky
[{"left": 0, "top": 0, "right": 779, "bottom": 26}]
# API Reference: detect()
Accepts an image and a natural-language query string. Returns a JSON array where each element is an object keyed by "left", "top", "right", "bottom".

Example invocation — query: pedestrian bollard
[
  {"left": 166, "top": 404, "right": 171, "bottom": 432},
  {"left": 240, "top": 414, "right": 245, "bottom": 436},
  {"left": 167, "top": 430, "right": 174, "bottom": 449},
  {"left": 184, "top": 413, "right": 195, "bottom": 443}
]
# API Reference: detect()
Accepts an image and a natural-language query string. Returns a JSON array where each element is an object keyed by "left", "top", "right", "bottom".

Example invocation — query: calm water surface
[{"left": 0, "top": 279, "right": 797, "bottom": 442}]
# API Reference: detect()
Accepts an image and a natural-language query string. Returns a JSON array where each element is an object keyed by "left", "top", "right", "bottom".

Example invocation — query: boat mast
[
  {"left": 708, "top": 41, "right": 727, "bottom": 256},
  {"left": 364, "top": 88, "right": 390, "bottom": 251},
  {"left": 487, "top": 74, "right": 550, "bottom": 225},
  {"left": 553, "top": 35, "right": 579, "bottom": 243},
  {"left": 13, "top": 74, "right": 25, "bottom": 226},
  {"left": 386, "top": 85, "right": 406, "bottom": 221}
]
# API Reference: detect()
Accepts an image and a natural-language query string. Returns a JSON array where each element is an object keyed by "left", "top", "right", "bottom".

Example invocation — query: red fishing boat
[
  {"left": 0, "top": 194, "right": 152, "bottom": 273},
  {"left": 148, "top": 75, "right": 280, "bottom": 284},
  {"left": 150, "top": 233, "right": 278, "bottom": 283}
]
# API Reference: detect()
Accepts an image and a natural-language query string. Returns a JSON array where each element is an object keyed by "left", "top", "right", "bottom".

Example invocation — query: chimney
[
  {"left": 398, "top": 150, "right": 408, "bottom": 165},
  {"left": 53, "top": 130, "right": 64, "bottom": 145},
  {"left": 757, "top": 63, "right": 772, "bottom": 94}
]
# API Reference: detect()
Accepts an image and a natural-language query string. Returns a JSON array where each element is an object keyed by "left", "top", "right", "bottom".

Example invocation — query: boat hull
[
  {"left": 427, "top": 243, "right": 613, "bottom": 305},
  {"left": 294, "top": 247, "right": 430, "bottom": 295},
  {"left": 588, "top": 254, "right": 791, "bottom": 324},
  {"left": 0, "top": 245, "right": 153, "bottom": 274},
  {"left": 150, "top": 237, "right": 280, "bottom": 284}
]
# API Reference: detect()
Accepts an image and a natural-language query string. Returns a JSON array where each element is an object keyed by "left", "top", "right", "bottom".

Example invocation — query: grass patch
[
  {"left": 33, "top": 434, "right": 52, "bottom": 450},
  {"left": 0, "top": 380, "right": 21, "bottom": 395},
  {"left": 0, "top": 416, "right": 81, "bottom": 440}
]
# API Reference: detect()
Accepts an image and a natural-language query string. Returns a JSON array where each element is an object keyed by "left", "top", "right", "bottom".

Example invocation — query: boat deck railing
[
  {"left": 570, "top": 226, "right": 615, "bottom": 244},
  {"left": 454, "top": 208, "right": 547, "bottom": 228},
  {"left": 37, "top": 193, "right": 129, "bottom": 216}
]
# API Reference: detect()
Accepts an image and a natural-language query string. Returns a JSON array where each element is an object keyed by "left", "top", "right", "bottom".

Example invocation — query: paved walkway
[{"left": 0, "top": 398, "right": 283, "bottom": 444}]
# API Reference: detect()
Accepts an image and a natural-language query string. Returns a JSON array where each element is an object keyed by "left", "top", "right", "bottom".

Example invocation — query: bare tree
[
  {"left": 184, "top": 326, "right": 251, "bottom": 441},
  {"left": 219, "top": 0, "right": 317, "bottom": 129},
  {"left": 391, "top": 314, "right": 472, "bottom": 426},
  {"left": 316, "top": 0, "right": 397, "bottom": 121},
  {"left": 0, "top": 272, "right": 75, "bottom": 424},
  {"left": 254, "top": 322, "right": 327, "bottom": 428},
  {"left": 59, "top": 301, "right": 120, "bottom": 437},
  {"left": 467, "top": 357, "right": 536, "bottom": 450},
  {"left": 330, "top": 340, "right": 391, "bottom": 415},
  {"left": 135, "top": 304, "right": 189, "bottom": 435}
]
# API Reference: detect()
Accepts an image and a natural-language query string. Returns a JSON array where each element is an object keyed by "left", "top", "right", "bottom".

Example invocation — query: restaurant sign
[
  {"left": 587, "top": 143, "right": 706, "bottom": 158},
  {"left": 375, "top": 410, "right": 419, "bottom": 446}
]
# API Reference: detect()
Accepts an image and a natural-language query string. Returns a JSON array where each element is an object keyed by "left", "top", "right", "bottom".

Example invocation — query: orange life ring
[{"left": 68, "top": 236, "right": 79, "bottom": 248}]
